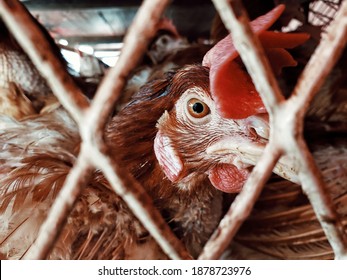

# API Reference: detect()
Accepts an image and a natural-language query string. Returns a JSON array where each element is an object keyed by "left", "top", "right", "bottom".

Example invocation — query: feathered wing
[
  {"left": 0, "top": 83, "right": 36, "bottom": 120},
  {"left": 0, "top": 108, "right": 168, "bottom": 260},
  {"left": 0, "top": 109, "right": 78, "bottom": 259},
  {"left": 306, "top": 49, "right": 347, "bottom": 133}
]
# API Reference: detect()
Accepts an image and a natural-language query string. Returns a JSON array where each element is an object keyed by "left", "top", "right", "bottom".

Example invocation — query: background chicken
[
  {"left": 118, "top": 18, "right": 212, "bottom": 112},
  {"left": 0, "top": 17, "right": 63, "bottom": 117},
  {"left": 0, "top": 15, "right": 106, "bottom": 114}
]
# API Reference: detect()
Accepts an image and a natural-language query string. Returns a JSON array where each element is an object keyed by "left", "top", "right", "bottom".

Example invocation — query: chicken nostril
[
  {"left": 235, "top": 115, "right": 270, "bottom": 140},
  {"left": 244, "top": 114, "right": 270, "bottom": 140},
  {"left": 250, "top": 125, "right": 270, "bottom": 140},
  {"left": 248, "top": 127, "right": 258, "bottom": 138}
]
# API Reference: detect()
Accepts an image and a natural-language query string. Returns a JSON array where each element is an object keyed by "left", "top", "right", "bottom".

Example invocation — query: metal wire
[{"left": 309, "top": 0, "right": 342, "bottom": 28}]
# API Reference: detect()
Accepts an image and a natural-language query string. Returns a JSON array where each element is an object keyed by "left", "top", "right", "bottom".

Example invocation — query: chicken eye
[{"left": 187, "top": 98, "right": 210, "bottom": 118}]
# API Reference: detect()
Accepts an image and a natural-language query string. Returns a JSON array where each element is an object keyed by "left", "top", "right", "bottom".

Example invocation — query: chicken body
[
  {"left": 0, "top": 38, "right": 50, "bottom": 102},
  {"left": 0, "top": 34, "right": 47, "bottom": 119},
  {"left": 0, "top": 20, "right": 61, "bottom": 116}
]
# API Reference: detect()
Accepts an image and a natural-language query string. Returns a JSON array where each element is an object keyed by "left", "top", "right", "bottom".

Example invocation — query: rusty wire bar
[
  {"left": 199, "top": 0, "right": 287, "bottom": 260},
  {"left": 0, "top": 0, "right": 191, "bottom": 260},
  {"left": 81, "top": 0, "right": 192, "bottom": 260},
  {"left": 281, "top": 0, "right": 347, "bottom": 258},
  {"left": 200, "top": 0, "right": 347, "bottom": 259}
]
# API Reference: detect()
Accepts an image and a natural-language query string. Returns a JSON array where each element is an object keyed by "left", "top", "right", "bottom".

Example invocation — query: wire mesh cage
[
  {"left": 309, "top": 0, "right": 342, "bottom": 27},
  {"left": 0, "top": 0, "right": 346, "bottom": 260}
]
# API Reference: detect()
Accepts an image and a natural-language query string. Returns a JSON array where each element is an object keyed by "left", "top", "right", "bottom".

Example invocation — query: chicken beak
[
  {"left": 206, "top": 114, "right": 300, "bottom": 186},
  {"left": 206, "top": 138, "right": 299, "bottom": 184}
]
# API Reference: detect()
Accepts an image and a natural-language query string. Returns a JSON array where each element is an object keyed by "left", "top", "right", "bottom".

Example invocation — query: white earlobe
[{"left": 154, "top": 131, "right": 183, "bottom": 183}]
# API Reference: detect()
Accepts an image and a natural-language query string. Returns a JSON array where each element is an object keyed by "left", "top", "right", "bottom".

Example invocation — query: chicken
[
  {"left": 0, "top": 18, "right": 62, "bottom": 115},
  {"left": 0, "top": 65, "right": 225, "bottom": 259},
  {"left": 0, "top": 15, "right": 101, "bottom": 115}
]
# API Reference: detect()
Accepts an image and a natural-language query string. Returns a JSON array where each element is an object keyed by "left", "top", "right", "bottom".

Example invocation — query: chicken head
[
  {"left": 153, "top": 65, "right": 269, "bottom": 193},
  {"left": 154, "top": 5, "right": 307, "bottom": 193}
]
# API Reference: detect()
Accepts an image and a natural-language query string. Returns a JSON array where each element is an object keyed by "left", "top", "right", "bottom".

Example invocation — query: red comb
[{"left": 203, "top": 5, "right": 309, "bottom": 119}]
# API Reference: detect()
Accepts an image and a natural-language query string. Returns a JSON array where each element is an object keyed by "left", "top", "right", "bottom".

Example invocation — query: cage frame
[{"left": 0, "top": 0, "right": 346, "bottom": 260}]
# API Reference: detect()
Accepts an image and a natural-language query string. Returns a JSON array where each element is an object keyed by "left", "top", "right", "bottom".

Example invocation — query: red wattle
[{"left": 208, "top": 164, "right": 249, "bottom": 193}]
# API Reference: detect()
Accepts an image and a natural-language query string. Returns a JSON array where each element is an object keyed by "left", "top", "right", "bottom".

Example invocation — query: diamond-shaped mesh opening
[{"left": 309, "top": 0, "right": 342, "bottom": 28}]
